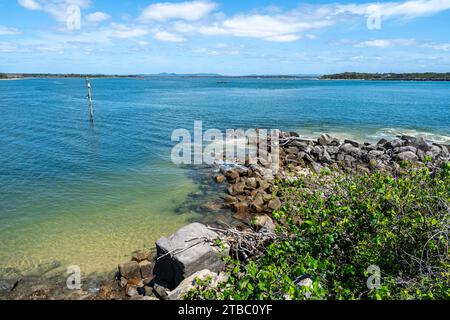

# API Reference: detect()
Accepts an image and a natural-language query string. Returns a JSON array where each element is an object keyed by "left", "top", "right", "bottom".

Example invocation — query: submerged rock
[{"left": 118, "top": 261, "right": 141, "bottom": 279}]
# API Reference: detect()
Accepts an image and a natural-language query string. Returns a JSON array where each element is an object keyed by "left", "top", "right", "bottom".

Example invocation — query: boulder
[
  {"left": 201, "top": 201, "right": 221, "bottom": 212},
  {"left": 224, "top": 169, "right": 240, "bottom": 183},
  {"left": 318, "top": 150, "right": 332, "bottom": 164},
  {"left": 340, "top": 143, "right": 362, "bottom": 157},
  {"left": 257, "top": 179, "right": 271, "bottom": 191},
  {"left": 440, "top": 145, "right": 449, "bottom": 157},
  {"left": 154, "top": 223, "right": 229, "bottom": 289},
  {"left": 0, "top": 279, "right": 18, "bottom": 294},
  {"left": 344, "top": 139, "right": 360, "bottom": 148},
  {"left": 291, "top": 141, "right": 312, "bottom": 152},
  {"left": 267, "top": 198, "right": 282, "bottom": 211},
  {"left": 215, "top": 175, "right": 226, "bottom": 184},
  {"left": 227, "top": 182, "right": 245, "bottom": 196},
  {"left": 126, "top": 285, "right": 140, "bottom": 298},
  {"left": 429, "top": 145, "right": 442, "bottom": 156},
  {"left": 326, "top": 146, "right": 340, "bottom": 155},
  {"left": 233, "top": 202, "right": 250, "bottom": 220},
  {"left": 405, "top": 136, "right": 431, "bottom": 151},
  {"left": 318, "top": 134, "right": 333, "bottom": 146},
  {"left": 394, "top": 146, "right": 417, "bottom": 154},
  {"left": 167, "top": 269, "right": 218, "bottom": 300},
  {"left": 385, "top": 139, "right": 404, "bottom": 150},
  {"left": 140, "top": 261, "right": 153, "bottom": 279},
  {"left": 397, "top": 151, "right": 419, "bottom": 162},
  {"left": 246, "top": 177, "right": 258, "bottom": 189},
  {"left": 252, "top": 215, "right": 276, "bottom": 232},
  {"left": 368, "top": 150, "right": 385, "bottom": 158},
  {"left": 119, "top": 261, "right": 141, "bottom": 279},
  {"left": 152, "top": 281, "right": 170, "bottom": 300},
  {"left": 132, "top": 250, "right": 152, "bottom": 263}
]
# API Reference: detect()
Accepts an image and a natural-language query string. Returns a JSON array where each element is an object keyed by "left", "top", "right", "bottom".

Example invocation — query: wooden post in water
[{"left": 86, "top": 77, "right": 94, "bottom": 123}]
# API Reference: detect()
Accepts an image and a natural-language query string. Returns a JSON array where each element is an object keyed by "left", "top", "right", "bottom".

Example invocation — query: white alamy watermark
[
  {"left": 66, "top": 265, "right": 82, "bottom": 290},
  {"left": 366, "top": 4, "right": 382, "bottom": 30},
  {"left": 366, "top": 265, "right": 381, "bottom": 290},
  {"left": 171, "top": 121, "right": 280, "bottom": 175},
  {"left": 66, "top": 5, "right": 81, "bottom": 31}
]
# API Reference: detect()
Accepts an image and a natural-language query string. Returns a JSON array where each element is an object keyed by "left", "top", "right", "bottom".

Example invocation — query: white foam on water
[{"left": 369, "top": 128, "right": 450, "bottom": 144}]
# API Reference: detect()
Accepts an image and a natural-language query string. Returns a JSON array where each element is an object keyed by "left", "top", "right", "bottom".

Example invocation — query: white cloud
[
  {"left": 0, "top": 26, "right": 21, "bottom": 36},
  {"left": 421, "top": 42, "right": 450, "bottom": 51},
  {"left": 18, "top": 0, "right": 42, "bottom": 10},
  {"left": 140, "top": 0, "right": 217, "bottom": 21},
  {"left": 0, "top": 42, "right": 20, "bottom": 52},
  {"left": 110, "top": 23, "right": 148, "bottom": 39},
  {"left": 154, "top": 31, "right": 186, "bottom": 42},
  {"left": 86, "top": 11, "right": 110, "bottom": 23},
  {"left": 196, "top": 14, "right": 332, "bottom": 42},
  {"left": 375, "top": 0, "right": 450, "bottom": 18},
  {"left": 354, "top": 38, "right": 418, "bottom": 48}
]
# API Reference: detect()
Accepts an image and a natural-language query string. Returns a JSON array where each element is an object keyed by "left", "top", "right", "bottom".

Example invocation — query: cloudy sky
[{"left": 1, "top": 0, "right": 450, "bottom": 75}]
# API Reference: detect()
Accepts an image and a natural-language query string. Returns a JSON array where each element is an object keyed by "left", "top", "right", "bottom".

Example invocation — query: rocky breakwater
[
  {"left": 115, "top": 132, "right": 449, "bottom": 300},
  {"left": 213, "top": 133, "right": 450, "bottom": 225}
]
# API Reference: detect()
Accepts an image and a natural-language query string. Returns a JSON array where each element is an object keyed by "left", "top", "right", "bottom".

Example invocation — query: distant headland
[{"left": 321, "top": 72, "right": 450, "bottom": 81}]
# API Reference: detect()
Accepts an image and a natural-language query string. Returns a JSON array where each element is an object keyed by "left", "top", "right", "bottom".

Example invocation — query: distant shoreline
[{"left": 2, "top": 72, "right": 450, "bottom": 81}]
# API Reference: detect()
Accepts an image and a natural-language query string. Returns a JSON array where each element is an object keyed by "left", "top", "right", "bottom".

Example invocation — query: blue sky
[{"left": 1, "top": 0, "right": 450, "bottom": 75}]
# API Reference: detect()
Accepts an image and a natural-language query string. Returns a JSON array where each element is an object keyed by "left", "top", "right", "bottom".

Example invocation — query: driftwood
[{"left": 207, "top": 224, "right": 280, "bottom": 262}]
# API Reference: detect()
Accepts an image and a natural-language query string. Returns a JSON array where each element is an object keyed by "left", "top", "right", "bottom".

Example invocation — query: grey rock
[
  {"left": 410, "top": 137, "right": 431, "bottom": 151},
  {"left": 126, "top": 285, "right": 140, "bottom": 298},
  {"left": 397, "top": 151, "right": 419, "bottom": 162},
  {"left": 140, "top": 261, "right": 153, "bottom": 279},
  {"left": 154, "top": 223, "right": 229, "bottom": 289},
  {"left": 286, "top": 146, "right": 300, "bottom": 155},
  {"left": 290, "top": 141, "right": 312, "bottom": 152},
  {"left": 340, "top": 143, "right": 362, "bottom": 157},
  {"left": 267, "top": 198, "right": 282, "bottom": 211},
  {"left": 326, "top": 146, "right": 340, "bottom": 155},
  {"left": 132, "top": 250, "right": 152, "bottom": 263},
  {"left": 385, "top": 139, "right": 404, "bottom": 149},
  {"left": 0, "top": 279, "right": 18, "bottom": 293},
  {"left": 309, "top": 161, "right": 323, "bottom": 173},
  {"left": 318, "top": 134, "right": 339, "bottom": 146},
  {"left": 252, "top": 214, "right": 276, "bottom": 232},
  {"left": 440, "top": 145, "right": 449, "bottom": 157},
  {"left": 319, "top": 150, "right": 332, "bottom": 164},
  {"left": 119, "top": 261, "right": 141, "bottom": 279},
  {"left": 167, "top": 269, "right": 218, "bottom": 301},
  {"left": 153, "top": 281, "right": 170, "bottom": 300},
  {"left": 394, "top": 146, "right": 417, "bottom": 154},
  {"left": 429, "top": 145, "right": 442, "bottom": 156},
  {"left": 344, "top": 139, "right": 360, "bottom": 148},
  {"left": 369, "top": 150, "right": 385, "bottom": 158}
]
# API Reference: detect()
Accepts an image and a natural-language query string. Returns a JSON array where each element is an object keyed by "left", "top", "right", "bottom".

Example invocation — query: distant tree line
[
  {"left": 0, "top": 73, "right": 142, "bottom": 79},
  {"left": 321, "top": 72, "right": 450, "bottom": 81}
]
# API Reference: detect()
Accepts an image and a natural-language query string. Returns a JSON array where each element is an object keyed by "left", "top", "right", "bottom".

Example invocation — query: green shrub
[{"left": 187, "top": 163, "right": 450, "bottom": 300}]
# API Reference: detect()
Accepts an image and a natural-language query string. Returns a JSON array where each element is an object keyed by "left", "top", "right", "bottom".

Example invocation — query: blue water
[{"left": 0, "top": 78, "right": 449, "bottom": 277}]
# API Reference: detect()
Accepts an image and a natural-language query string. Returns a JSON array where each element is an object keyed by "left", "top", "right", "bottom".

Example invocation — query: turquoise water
[{"left": 1, "top": 78, "right": 450, "bottom": 277}]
